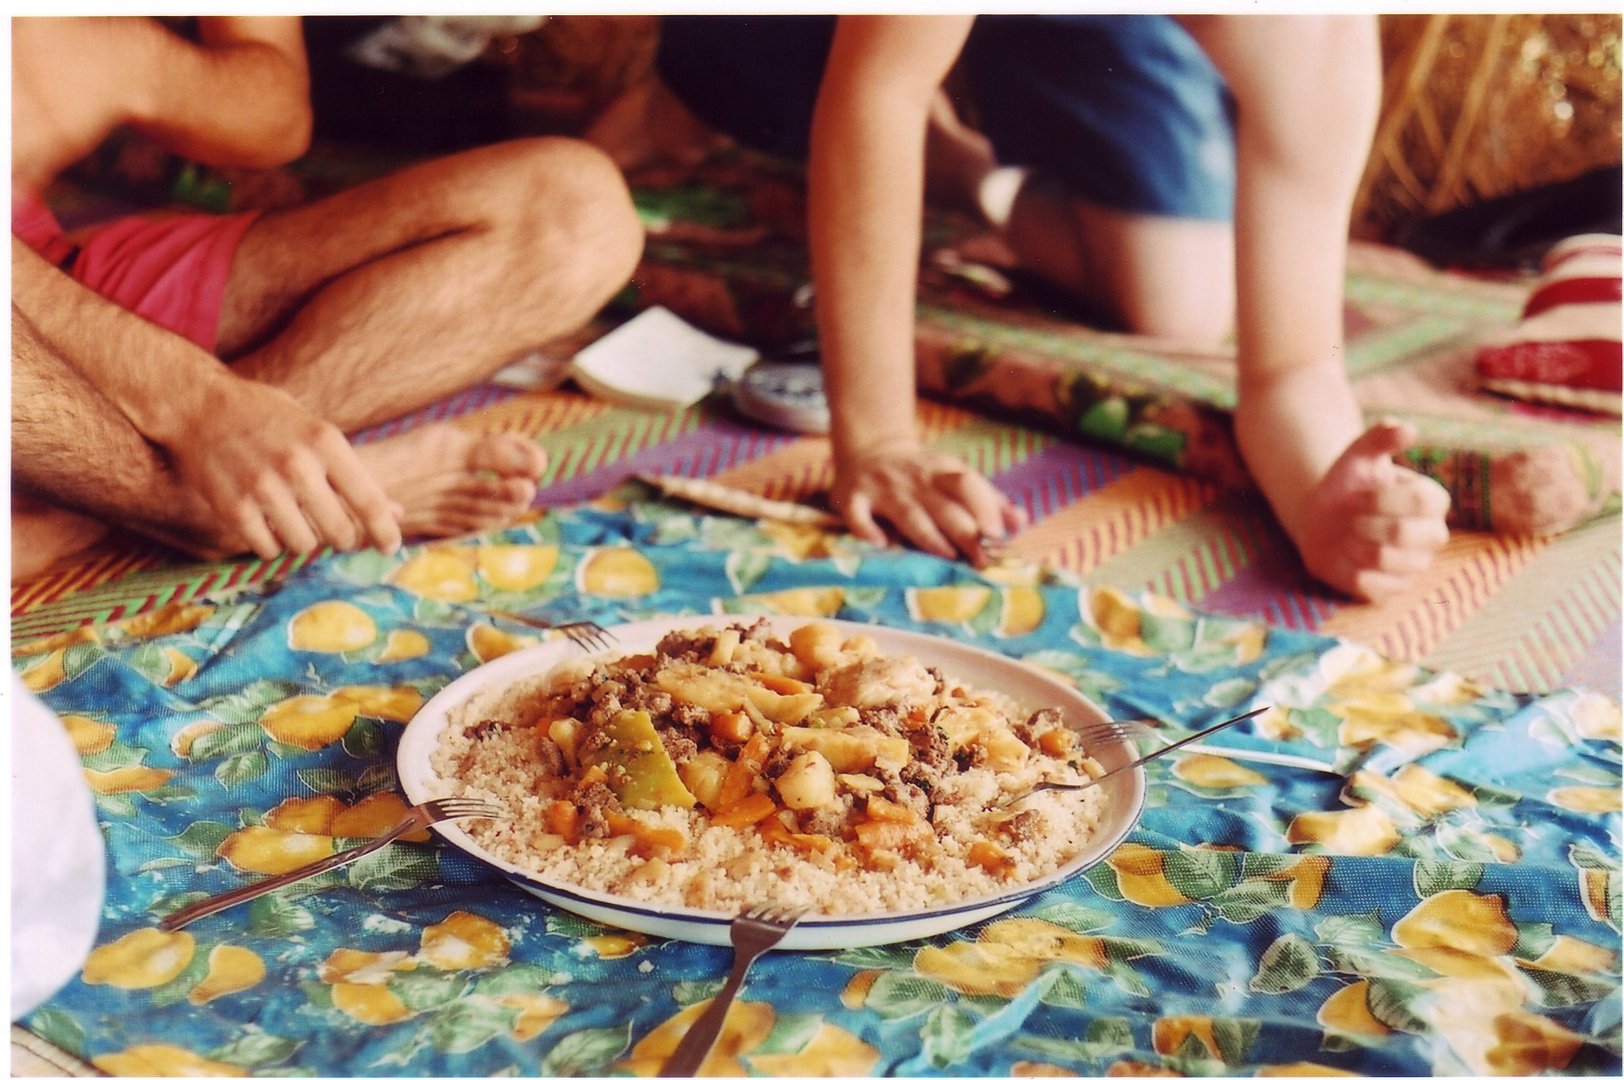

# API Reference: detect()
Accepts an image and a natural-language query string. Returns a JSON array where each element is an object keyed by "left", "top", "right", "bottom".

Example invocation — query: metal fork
[
  {"left": 659, "top": 903, "right": 811, "bottom": 1077},
  {"left": 1068, "top": 719, "right": 1153, "bottom": 749},
  {"left": 487, "top": 612, "right": 618, "bottom": 652},
  {"left": 157, "top": 796, "right": 505, "bottom": 931},
  {"left": 997, "top": 707, "right": 1269, "bottom": 809}
]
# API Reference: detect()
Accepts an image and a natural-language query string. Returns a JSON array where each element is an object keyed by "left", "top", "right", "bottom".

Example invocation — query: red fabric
[
  {"left": 1473, "top": 234, "right": 1623, "bottom": 411},
  {"left": 1476, "top": 338, "right": 1623, "bottom": 393},
  {"left": 1523, "top": 275, "right": 1624, "bottom": 319},
  {"left": 12, "top": 190, "right": 82, "bottom": 268},
  {"left": 1544, "top": 239, "right": 1623, "bottom": 272},
  {"left": 12, "top": 194, "right": 260, "bottom": 352}
]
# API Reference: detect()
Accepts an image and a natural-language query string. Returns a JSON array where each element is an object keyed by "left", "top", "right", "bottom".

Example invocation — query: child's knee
[{"left": 1118, "top": 294, "right": 1234, "bottom": 349}]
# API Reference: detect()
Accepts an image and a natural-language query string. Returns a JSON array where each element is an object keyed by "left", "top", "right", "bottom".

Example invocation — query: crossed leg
[
  {"left": 13, "top": 137, "right": 643, "bottom": 580},
  {"left": 217, "top": 136, "right": 643, "bottom": 538},
  {"left": 12, "top": 305, "right": 232, "bottom": 579}
]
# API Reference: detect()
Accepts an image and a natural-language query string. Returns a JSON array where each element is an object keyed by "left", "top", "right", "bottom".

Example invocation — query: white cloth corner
[{"left": 10, "top": 673, "right": 106, "bottom": 1019}]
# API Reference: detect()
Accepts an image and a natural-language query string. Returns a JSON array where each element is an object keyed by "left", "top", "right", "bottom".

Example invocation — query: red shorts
[{"left": 13, "top": 192, "right": 260, "bottom": 353}]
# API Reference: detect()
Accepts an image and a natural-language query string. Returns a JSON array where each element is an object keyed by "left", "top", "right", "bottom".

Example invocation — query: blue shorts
[{"left": 657, "top": 14, "right": 1235, "bottom": 222}]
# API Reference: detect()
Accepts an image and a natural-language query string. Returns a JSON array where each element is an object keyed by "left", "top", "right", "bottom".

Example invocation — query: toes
[
  {"left": 398, "top": 477, "right": 538, "bottom": 540},
  {"left": 470, "top": 434, "right": 548, "bottom": 480}
]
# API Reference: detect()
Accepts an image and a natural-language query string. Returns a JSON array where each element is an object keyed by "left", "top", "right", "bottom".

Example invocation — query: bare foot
[
  {"left": 355, "top": 424, "right": 548, "bottom": 540},
  {"left": 11, "top": 493, "right": 114, "bottom": 582},
  {"left": 13, "top": 427, "right": 549, "bottom": 579}
]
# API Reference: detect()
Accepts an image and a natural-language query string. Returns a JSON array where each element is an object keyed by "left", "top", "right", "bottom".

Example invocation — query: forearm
[
  {"left": 809, "top": 101, "right": 926, "bottom": 465},
  {"left": 810, "top": 15, "right": 972, "bottom": 469},
  {"left": 1190, "top": 16, "right": 1381, "bottom": 509},
  {"left": 1218, "top": 16, "right": 1379, "bottom": 381},
  {"left": 12, "top": 239, "right": 235, "bottom": 447},
  {"left": 1234, "top": 362, "right": 1363, "bottom": 541},
  {"left": 127, "top": 16, "right": 311, "bottom": 168}
]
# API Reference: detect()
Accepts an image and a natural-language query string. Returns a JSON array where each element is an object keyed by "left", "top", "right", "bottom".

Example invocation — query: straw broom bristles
[{"left": 1353, "top": 13, "right": 1622, "bottom": 242}]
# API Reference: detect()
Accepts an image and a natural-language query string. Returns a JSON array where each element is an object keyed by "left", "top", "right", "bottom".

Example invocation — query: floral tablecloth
[{"left": 12, "top": 500, "right": 1621, "bottom": 1077}]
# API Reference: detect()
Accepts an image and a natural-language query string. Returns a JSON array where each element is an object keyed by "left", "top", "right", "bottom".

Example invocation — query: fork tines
[
  {"left": 557, "top": 620, "right": 616, "bottom": 653},
  {"left": 422, "top": 797, "right": 506, "bottom": 822},
  {"left": 486, "top": 610, "right": 617, "bottom": 653},
  {"left": 740, "top": 902, "right": 810, "bottom": 926},
  {"left": 1069, "top": 720, "right": 1150, "bottom": 746}
]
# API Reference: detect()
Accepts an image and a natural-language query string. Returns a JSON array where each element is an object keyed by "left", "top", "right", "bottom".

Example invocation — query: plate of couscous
[{"left": 397, "top": 616, "right": 1146, "bottom": 948}]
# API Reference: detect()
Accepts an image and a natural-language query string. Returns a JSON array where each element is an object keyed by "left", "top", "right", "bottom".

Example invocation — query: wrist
[
  {"left": 831, "top": 426, "right": 920, "bottom": 472},
  {"left": 126, "top": 367, "right": 232, "bottom": 447}
]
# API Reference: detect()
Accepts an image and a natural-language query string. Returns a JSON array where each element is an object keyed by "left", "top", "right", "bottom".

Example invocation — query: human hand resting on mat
[
  {"left": 1238, "top": 379, "right": 1451, "bottom": 603},
  {"left": 1286, "top": 421, "right": 1451, "bottom": 601},
  {"left": 169, "top": 375, "right": 404, "bottom": 560},
  {"left": 830, "top": 443, "right": 1025, "bottom": 570}
]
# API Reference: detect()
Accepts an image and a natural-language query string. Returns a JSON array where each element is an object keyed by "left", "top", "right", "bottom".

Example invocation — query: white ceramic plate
[{"left": 397, "top": 615, "right": 1146, "bottom": 949}]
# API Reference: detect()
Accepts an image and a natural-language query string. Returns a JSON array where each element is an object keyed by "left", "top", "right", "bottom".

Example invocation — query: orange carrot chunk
[
  {"left": 545, "top": 800, "right": 580, "bottom": 843},
  {"left": 710, "top": 791, "right": 778, "bottom": 828}
]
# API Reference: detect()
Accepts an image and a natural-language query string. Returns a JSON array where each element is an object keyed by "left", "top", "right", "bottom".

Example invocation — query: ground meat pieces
[
  {"left": 571, "top": 778, "right": 618, "bottom": 838},
  {"left": 669, "top": 701, "right": 709, "bottom": 729},
  {"left": 1017, "top": 707, "right": 1063, "bottom": 745},
  {"left": 627, "top": 688, "right": 674, "bottom": 716},
  {"left": 795, "top": 799, "right": 854, "bottom": 838},
  {"left": 577, "top": 727, "right": 614, "bottom": 765},
  {"left": 954, "top": 743, "right": 989, "bottom": 770},
  {"left": 996, "top": 809, "right": 1042, "bottom": 846},
  {"left": 466, "top": 718, "right": 507, "bottom": 741},
  {"left": 586, "top": 684, "right": 628, "bottom": 725},
  {"left": 659, "top": 729, "right": 698, "bottom": 767},
  {"left": 860, "top": 705, "right": 907, "bottom": 738},
  {"left": 655, "top": 631, "right": 710, "bottom": 663},
  {"left": 906, "top": 723, "right": 952, "bottom": 773},
  {"left": 761, "top": 746, "right": 795, "bottom": 781},
  {"left": 883, "top": 779, "right": 930, "bottom": 819},
  {"left": 533, "top": 736, "right": 565, "bottom": 776}
]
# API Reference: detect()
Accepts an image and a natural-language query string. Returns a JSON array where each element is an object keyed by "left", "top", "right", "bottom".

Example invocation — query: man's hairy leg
[
  {"left": 219, "top": 137, "right": 641, "bottom": 425},
  {"left": 214, "top": 136, "right": 640, "bottom": 538},
  {"left": 11, "top": 307, "right": 238, "bottom": 580}
]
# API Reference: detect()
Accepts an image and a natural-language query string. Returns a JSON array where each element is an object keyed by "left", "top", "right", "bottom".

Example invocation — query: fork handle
[
  {"left": 157, "top": 816, "right": 419, "bottom": 932},
  {"left": 659, "top": 948, "right": 759, "bottom": 1077}
]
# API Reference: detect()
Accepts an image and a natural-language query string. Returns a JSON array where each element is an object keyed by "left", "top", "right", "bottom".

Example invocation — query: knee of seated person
[{"left": 484, "top": 137, "right": 644, "bottom": 279}]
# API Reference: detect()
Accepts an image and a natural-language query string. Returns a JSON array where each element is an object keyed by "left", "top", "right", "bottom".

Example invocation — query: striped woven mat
[
  {"left": 19, "top": 152, "right": 1620, "bottom": 697},
  {"left": 13, "top": 376, "right": 1619, "bottom": 698}
]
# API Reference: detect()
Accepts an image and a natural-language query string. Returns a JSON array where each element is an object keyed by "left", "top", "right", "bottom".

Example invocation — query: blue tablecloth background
[{"left": 14, "top": 503, "right": 1621, "bottom": 1076}]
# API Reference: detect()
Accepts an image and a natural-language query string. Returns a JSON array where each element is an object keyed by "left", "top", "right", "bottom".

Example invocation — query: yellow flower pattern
[{"left": 12, "top": 514, "right": 1617, "bottom": 1077}]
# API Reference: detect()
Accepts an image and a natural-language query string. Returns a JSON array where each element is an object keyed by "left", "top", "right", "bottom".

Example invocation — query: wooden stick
[{"left": 638, "top": 473, "right": 844, "bottom": 529}]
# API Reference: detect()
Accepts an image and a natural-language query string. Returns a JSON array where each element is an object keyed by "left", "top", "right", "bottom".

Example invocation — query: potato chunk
[
  {"left": 774, "top": 751, "right": 837, "bottom": 810},
  {"left": 779, "top": 727, "right": 910, "bottom": 773}
]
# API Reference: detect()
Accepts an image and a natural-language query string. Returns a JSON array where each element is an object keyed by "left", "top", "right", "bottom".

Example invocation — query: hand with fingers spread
[
  {"left": 831, "top": 444, "right": 1025, "bottom": 569},
  {"left": 1290, "top": 420, "right": 1450, "bottom": 601},
  {"left": 168, "top": 376, "right": 403, "bottom": 561}
]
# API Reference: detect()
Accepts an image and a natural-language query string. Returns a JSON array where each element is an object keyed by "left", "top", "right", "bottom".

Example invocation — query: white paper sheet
[{"left": 569, "top": 306, "right": 759, "bottom": 410}]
